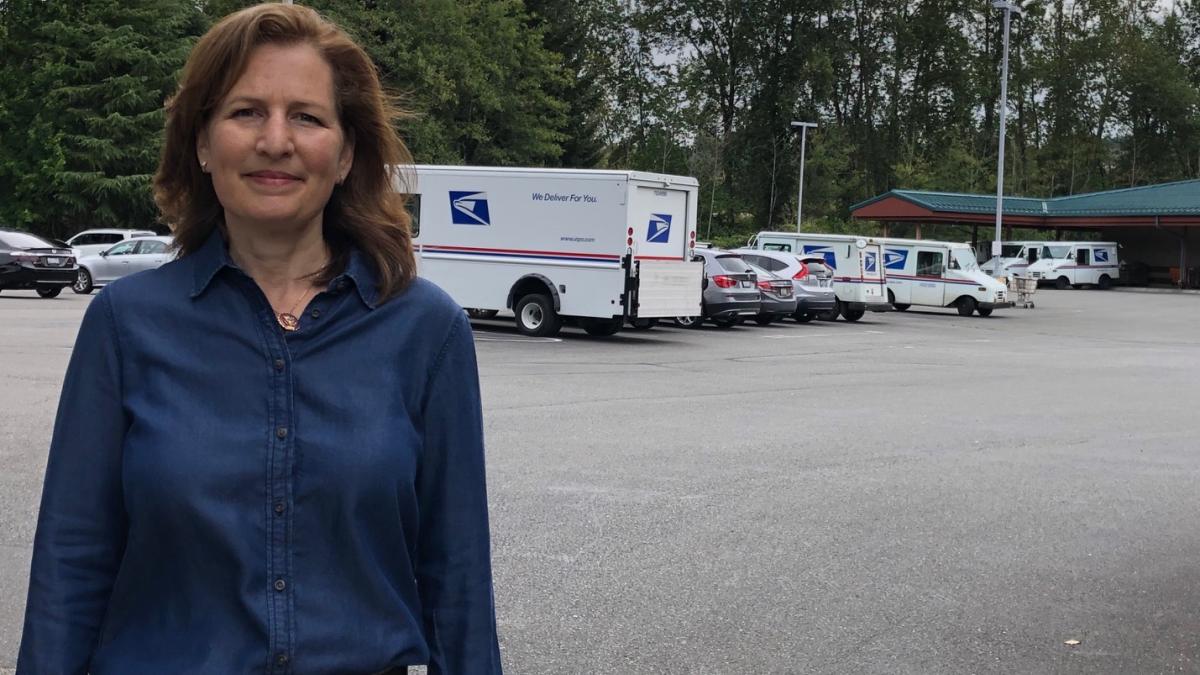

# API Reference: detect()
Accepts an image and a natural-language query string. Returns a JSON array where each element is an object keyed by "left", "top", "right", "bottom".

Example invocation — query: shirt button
[
  {"left": 310, "top": 308, "right": 321, "bottom": 319},
  {"left": 274, "top": 578, "right": 287, "bottom": 592},
  {"left": 273, "top": 358, "right": 285, "bottom": 371},
  {"left": 274, "top": 502, "right": 286, "bottom": 515},
  {"left": 275, "top": 652, "right": 289, "bottom": 666},
  {"left": 276, "top": 427, "right": 288, "bottom": 439}
]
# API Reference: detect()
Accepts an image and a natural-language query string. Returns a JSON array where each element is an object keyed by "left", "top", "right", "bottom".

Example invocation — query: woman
[{"left": 17, "top": 4, "right": 502, "bottom": 674}]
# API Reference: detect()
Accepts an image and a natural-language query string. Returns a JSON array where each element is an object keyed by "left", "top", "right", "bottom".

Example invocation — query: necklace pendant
[{"left": 277, "top": 312, "right": 300, "bottom": 332}]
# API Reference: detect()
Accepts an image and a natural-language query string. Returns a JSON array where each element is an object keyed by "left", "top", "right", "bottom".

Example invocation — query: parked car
[
  {"left": 73, "top": 236, "right": 175, "bottom": 294},
  {"left": 735, "top": 249, "right": 837, "bottom": 322},
  {"left": 0, "top": 229, "right": 78, "bottom": 298},
  {"left": 673, "top": 248, "right": 760, "bottom": 328},
  {"left": 742, "top": 260, "right": 797, "bottom": 325},
  {"left": 66, "top": 228, "right": 158, "bottom": 260}
]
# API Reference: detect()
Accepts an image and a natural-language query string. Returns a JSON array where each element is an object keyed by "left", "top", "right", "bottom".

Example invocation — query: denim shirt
[{"left": 18, "top": 230, "right": 502, "bottom": 675}]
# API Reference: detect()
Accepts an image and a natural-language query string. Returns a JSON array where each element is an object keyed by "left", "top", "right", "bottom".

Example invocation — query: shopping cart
[{"left": 1007, "top": 275, "right": 1037, "bottom": 308}]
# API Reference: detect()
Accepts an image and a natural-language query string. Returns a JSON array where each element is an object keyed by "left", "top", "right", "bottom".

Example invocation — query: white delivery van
[
  {"left": 877, "top": 237, "right": 1013, "bottom": 316},
  {"left": 1025, "top": 241, "right": 1119, "bottom": 289},
  {"left": 746, "top": 231, "right": 890, "bottom": 321},
  {"left": 980, "top": 240, "right": 1045, "bottom": 277},
  {"left": 402, "top": 165, "right": 704, "bottom": 337}
]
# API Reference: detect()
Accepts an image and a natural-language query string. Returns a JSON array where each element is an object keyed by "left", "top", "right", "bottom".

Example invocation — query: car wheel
[
  {"left": 976, "top": 306, "right": 994, "bottom": 317},
  {"left": 37, "top": 286, "right": 64, "bottom": 299},
  {"left": 466, "top": 308, "right": 498, "bottom": 319},
  {"left": 1055, "top": 276, "right": 1071, "bottom": 290},
  {"left": 841, "top": 307, "right": 865, "bottom": 322},
  {"left": 581, "top": 317, "right": 623, "bottom": 336},
  {"left": 817, "top": 301, "right": 841, "bottom": 321},
  {"left": 956, "top": 296, "right": 977, "bottom": 316},
  {"left": 673, "top": 315, "right": 702, "bottom": 329},
  {"left": 712, "top": 316, "right": 738, "bottom": 328},
  {"left": 72, "top": 268, "right": 94, "bottom": 294},
  {"left": 793, "top": 311, "right": 814, "bottom": 323},
  {"left": 628, "top": 318, "right": 658, "bottom": 330},
  {"left": 754, "top": 315, "right": 774, "bottom": 326},
  {"left": 1098, "top": 274, "right": 1112, "bottom": 290},
  {"left": 514, "top": 294, "right": 561, "bottom": 337}
]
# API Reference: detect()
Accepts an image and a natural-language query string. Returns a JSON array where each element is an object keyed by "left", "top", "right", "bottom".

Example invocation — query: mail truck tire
[
  {"left": 817, "top": 302, "right": 841, "bottom": 321},
  {"left": 841, "top": 307, "right": 865, "bottom": 322},
  {"left": 976, "top": 306, "right": 994, "bottom": 317},
  {"left": 515, "top": 294, "right": 561, "bottom": 337},
  {"left": 892, "top": 303, "right": 910, "bottom": 311},
  {"left": 582, "top": 317, "right": 623, "bottom": 336},
  {"left": 754, "top": 315, "right": 775, "bottom": 326},
  {"left": 629, "top": 318, "right": 658, "bottom": 330},
  {"left": 37, "top": 286, "right": 63, "bottom": 299},
  {"left": 1098, "top": 274, "right": 1112, "bottom": 290},
  {"left": 673, "top": 315, "right": 702, "bottom": 329},
  {"left": 793, "top": 311, "right": 814, "bottom": 323},
  {"left": 466, "top": 308, "right": 498, "bottom": 319},
  {"left": 956, "top": 296, "right": 977, "bottom": 316},
  {"left": 72, "top": 268, "right": 94, "bottom": 294},
  {"left": 1055, "top": 276, "right": 1070, "bottom": 290}
]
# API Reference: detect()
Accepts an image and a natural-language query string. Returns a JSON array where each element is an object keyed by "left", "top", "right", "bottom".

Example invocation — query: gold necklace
[{"left": 276, "top": 285, "right": 315, "bottom": 332}]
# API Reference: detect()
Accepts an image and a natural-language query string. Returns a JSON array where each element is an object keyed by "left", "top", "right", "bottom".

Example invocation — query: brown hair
[{"left": 153, "top": 3, "right": 415, "bottom": 300}]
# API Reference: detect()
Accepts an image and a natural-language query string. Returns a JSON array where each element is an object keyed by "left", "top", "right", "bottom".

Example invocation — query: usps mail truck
[
  {"left": 876, "top": 237, "right": 1012, "bottom": 316},
  {"left": 746, "top": 232, "right": 890, "bottom": 321},
  {"left": 402, "top": 165, "right": 704, "bottom": 337},
  {"left": 1024, "top": 241, "right": 1119, "bottom": 289},
  {"left": 980, "top": 240, "right": 1045, "bottom": 277}
]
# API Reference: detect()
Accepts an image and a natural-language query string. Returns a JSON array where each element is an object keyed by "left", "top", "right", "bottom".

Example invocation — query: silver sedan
[{"left": 73, "top": 236, "right": 175, "bottom": 294}]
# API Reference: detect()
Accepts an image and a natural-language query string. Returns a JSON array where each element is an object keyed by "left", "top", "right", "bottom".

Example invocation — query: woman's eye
[
  {"left": 296, "top": 113, "right": 323, "bottom": 125},
  {"left": 231, "top": 108, "right": 258, "bottom": 118}
]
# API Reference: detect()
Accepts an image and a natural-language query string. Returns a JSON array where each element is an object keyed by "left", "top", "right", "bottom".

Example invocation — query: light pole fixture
[
  {"left": 991, "top": 0, "right": 1024, "bottom": 274},
  {"left": 790, "top": 121, "right": 818, "bottom": 233}
]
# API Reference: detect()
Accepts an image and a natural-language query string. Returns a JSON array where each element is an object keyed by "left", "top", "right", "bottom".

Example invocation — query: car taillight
[
  {"left": 13, "top": 253, "right": 37, "bottom": 263},
  {"left": 793, "top": 263, "right": 809, "bottom": 280},
  {"left": 713, "top": 275, "right": 737, "bottom": 288},
  {"left": 756, "top": 280, "right": 772, "bottom": 290}
]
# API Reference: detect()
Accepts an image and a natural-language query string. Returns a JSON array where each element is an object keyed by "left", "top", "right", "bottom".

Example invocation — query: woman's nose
[{"left": 255, "top": 113, "right": 294, "bottom": 157}]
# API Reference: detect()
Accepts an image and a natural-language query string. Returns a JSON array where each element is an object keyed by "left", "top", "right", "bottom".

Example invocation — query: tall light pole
[
  {"left": 791, "top": 121, "right": 817, "bottom": 233},
  {"left": 992, "top": 1, "right": 1023, "bottom": 275}
]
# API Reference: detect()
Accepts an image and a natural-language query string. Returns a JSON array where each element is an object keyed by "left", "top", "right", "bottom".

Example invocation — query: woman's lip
[{"left": 246, "top": 171, "right": 300, "bottom": 180}]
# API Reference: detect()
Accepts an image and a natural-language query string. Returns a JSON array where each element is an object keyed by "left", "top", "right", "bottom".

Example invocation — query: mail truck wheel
[
  {"left": 515, "top": 294, "right": 561, "bottom": 337},
  {"left": 1098, "top": 274, "right": 1112, "bottom": 290},
  {"left": 629, "top": 318, "right": 658, "bottom": 330},
  {"left": 37, "top": 286, "right": 63, "bottom": 298},
  {"left": 72, "top": 268, "right": 94, "bottom": 294},
  {"left": 754, "top": 315, "right": 774, "bottom": 326},
  {"left": 792, "top": 310, "right": 814, "bottom": 323},
  {"left": 1055, "top": 276, "right": 1070, "bottom": 290},
  {"left": 582, "top": 317, "right": 622, "bottom": 336},
  {"left": 892, "top": 303, "right": 910, "bottom": 311},
  {"left": 956, "top": 296, "right": 977, "bottom": 316},
  {"left": 817, "top": 301, "right": 841, "bottom": 321},
  {"left": 976, "top": 306, "right": 994, "bottom": 317},
  {"left": 841, "top": 307, "right": 865, "bottom": 322}
]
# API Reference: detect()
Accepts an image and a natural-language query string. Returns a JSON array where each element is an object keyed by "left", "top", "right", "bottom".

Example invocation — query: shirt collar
[{"left": 189, "top": 227, "right": 380, "bottom": 309}]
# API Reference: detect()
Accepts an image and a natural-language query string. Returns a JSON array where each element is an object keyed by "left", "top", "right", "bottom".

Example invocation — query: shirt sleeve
[
  {"left": 415, "top": 312, "right": 503, "bottom": 675},
  {"left": 18, "top": 290, "right": 130, "bottom": 674}
]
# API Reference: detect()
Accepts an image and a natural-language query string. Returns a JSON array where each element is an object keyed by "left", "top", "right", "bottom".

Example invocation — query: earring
[{"left": 200, "top": 161, "right": 208, "bottom": 173}]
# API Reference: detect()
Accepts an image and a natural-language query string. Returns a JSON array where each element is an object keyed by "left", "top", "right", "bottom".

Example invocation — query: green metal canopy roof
[{"left": 851, "top": 179, "right": 1200, "bottom": 218}]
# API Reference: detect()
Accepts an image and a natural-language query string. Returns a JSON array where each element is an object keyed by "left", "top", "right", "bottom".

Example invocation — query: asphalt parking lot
[{"left": 3, "top": 288, "right": 1199, "bottom": 674}]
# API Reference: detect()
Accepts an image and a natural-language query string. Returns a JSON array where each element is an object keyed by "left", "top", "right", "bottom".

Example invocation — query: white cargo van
[
  {"left": 403, "top": 165, "right": 704, "bottom": 337},
  {"left": 1025, "top": 241, "right": 1119, "bottom": 289},
  {"left": 980, "top": 240, "right": 1044, "bottom": 277},
  {"left": 747, "top": 232, "right": 890, "bottom": 322},
  {"left": 878, "top": 237, "right": 1013, "bottom": 316}
]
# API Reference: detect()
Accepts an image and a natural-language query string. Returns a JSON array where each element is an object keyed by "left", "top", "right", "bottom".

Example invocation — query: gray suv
[{"left": 673, "top": 249, "right": 760, "bottom": 328}]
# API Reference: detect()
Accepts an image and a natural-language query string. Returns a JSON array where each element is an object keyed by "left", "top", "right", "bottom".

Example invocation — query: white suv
[{"left": 66, "top": 228, "right": 158, "bottom": 259}]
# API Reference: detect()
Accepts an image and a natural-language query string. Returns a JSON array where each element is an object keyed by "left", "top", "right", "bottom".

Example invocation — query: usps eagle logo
[
  {"left": 885, "top": 249, "right": 908, "bottom": 270},
  {"left": 449, "top": 191, "right": 491, "bottom": 225},
  {"left": 1094, "top": 249, "right": 1109, "bottom": 263},
  {"left": 802, "top": 245, "right": 837, "bottom": 270},
  {"left": 647, "top": 214, "right": 672, "bottom": 243},
  {"left": 864, "top": 252, "right": 877, "bottom": 272}
]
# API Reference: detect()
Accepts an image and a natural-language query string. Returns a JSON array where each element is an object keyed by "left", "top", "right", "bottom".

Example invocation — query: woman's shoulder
[{"left": 386, "top": 276, "right": 464, "bottom": 323}]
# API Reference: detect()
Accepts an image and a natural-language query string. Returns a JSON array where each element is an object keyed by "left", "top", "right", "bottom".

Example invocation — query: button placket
[{"left": 264, "top": 327, "right": 294, "bottom": 673}]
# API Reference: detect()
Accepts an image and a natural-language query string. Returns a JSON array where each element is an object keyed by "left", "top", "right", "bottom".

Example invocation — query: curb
[{"left": 1111, "top": 286, "right": 1200, "bottom": 296}]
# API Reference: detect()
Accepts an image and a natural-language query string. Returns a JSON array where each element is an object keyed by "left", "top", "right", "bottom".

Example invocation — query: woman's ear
[
  {"left": 338, "top": 129, "right": 355, "bottom": 183},
  {"left": 196, "top": 129, "right": 210, "bottom": 172}
]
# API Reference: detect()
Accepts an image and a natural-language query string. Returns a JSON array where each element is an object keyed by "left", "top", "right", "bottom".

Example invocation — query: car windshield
[
  {"left": 950, "top": 248, "right": 978, "bottom": 271},
  {"left": 715, "top": 255, "right": 752, "bottom": 274},
  {"left": 1000, "top": 244, "right": 1023, "bottom": 258},
  {"left": 1042, "top": 245, "right": 1072, "bottom": 259},
  {"left": 744, "top": 261, "right": 775, "bottom": 279},
  {"left": 0, "top": 232, "right": 54, "bottom": 249}
]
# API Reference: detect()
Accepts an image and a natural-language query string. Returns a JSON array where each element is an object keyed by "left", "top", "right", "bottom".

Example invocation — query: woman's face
[{"left": 197, "top": 43, "right": 353, "bottom": 234}]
